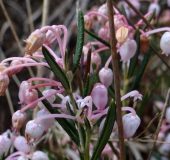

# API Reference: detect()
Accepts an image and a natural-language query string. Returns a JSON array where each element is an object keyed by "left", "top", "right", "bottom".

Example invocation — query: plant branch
[
  {"left": 147, "top": 88, "right": 170, "bottom": 160},
  {"left": 107, "top": 1, "right": 125, "bottom": 160}
]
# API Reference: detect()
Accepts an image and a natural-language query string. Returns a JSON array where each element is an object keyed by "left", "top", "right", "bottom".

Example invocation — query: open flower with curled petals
[{"left": 121, "top": 90, "right": 143, "bottom": 102}]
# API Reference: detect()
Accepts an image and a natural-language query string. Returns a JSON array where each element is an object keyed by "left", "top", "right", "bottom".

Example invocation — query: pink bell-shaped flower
[
  {"left": 160, "top": 32, "right": 170, "bottom": 56},
  {"left": 98, "top": 26, "right": 109, "bottom": 48},
  {"left": 32, "top": 151, "right": 49, "bottom": 160},
  {"left": 99, "top": 67, "right": 113, "bottom": 88},
  {"left": 25, "top": 120, "right": 44, "bottom": 145},
  {"left": 122, "top": 112, "right": 141, "bottom": 139},
  {"left": 18, "top": 81, "right": 31, "bottom": 105},
  {"left": 0, "top": 135, "right": 11, "bottom": 157},
  {"left": 24, "top": 88, "right": 38, "bottom": 109},
  {"left": 14, "top": 136, "right": 31, "bottom": 154},
  {"left": 91, "top": 52, "right": 101, "bottom": 71},
  {"left": 97, "top": 3, "right": 108, "bottom": 24},
  {"left": 12, "top": 110, "right": 27, "bottom": 132},
  {"left": 36, "top": 109, "right": 54, "bottom": 132},
  {"left": 91, "top": 83, "right": 108, "bottom": 110},
  {"left": 119, "top": 38, "right": 137, "bottom": 63}
]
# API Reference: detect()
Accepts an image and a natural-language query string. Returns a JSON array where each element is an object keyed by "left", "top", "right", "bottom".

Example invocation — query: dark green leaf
[
  {"left": 131, "top": 48, "right": 151, "bottom": 90},
  {"left": 84, "top": 117, "right": 91, "bottom": 160},
  {"left": 72, "top": 9, "right": 84, "bottom": 73},
  {"left": 36, "top": 88, "right": 80, "bottom": 146},
  {"left": 85, "top": 29, "right": 110, "bottom": 47},
  {"left": 66, "top": 101, "right": 75, "bottom": 116},
  {"left": 42, "top": 46, "right": 70, "bottom": 90},
  {"left": 83, "top": 74, "right": 90, "bottom": 98},
  {"left": 91, "top": 100, "right": 116, "bottom": 160},
  {"left": 120, "top": 4, "right": 127, "bottom": 17},
  {"left": 93, "top": 71, "right": 100, "bottom": 85},
  {"left": 108, "top": 85, "right": 115, "bottom": 99},
  {"left": 65, "top": 50, "right": 69, "bottom": 72},
  {"left": 137, "top": 90, "right": 149, "bottom": 116},
  {"left": 127, "top": 29, "right": 140, "bottom": 78}
]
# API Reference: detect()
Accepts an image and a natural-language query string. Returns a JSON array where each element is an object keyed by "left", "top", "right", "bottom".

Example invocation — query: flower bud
[
  {"left": 25, "top": 29, "right": 46, "bottom": 55},
  {"left": 160, "top": 32, "right": 170, "bottom": 56},
  {"left": 25, "top": 120, "right": 44, "bottom": 145},
  {"left": 119, "top": 39, "right": 137, "bottom": 62},
  {"left": 84, "top": 15, "right": 93, "bottom": 30},
  {"left": 32, "top": 151, "right": 49, "bottom": 160},
  {"left": 99, "top": 67, "right": 113, "bottom": 88},
  {"left": 24, "top": 88, "right": 38, "bottom": 109},
  {"left": 114, "top": 15, "right": 124, "bottom": 31},
  {"left": 14, "top": 136, "right": 30, "bottom": 154},
  {"left": 7, "top": 60, "right": 23, "bottom": 77},
  {"left": 0, "top": 72, "right": 10, "bottom": 96},
  {"left": 45, "top": 25, "right": 62, "bottom": 46},
  {"left": 82, "top": 45, "right": 90, "bottom": 66},
  {"left": 140, "top": 35, "right": 149, "bottom": 54},
  {"left": 129, "top": 0, "right": 140, "bottom": 17},
  {"left": 98, "top": 26, "right": 110, "bottom": 48},
  {"left": 122, "top": 113, "right": 141, "bottom": 139},
  {"left": 36, "top": 109, "right": 54, "bottom": 132},
  {"left": 91, "top": 52, "right": 101, "bottom": 71},
  {"left": 148, "top": 3, "right": 160, "bottom": 17},
  {"left": 91, "top": 83, "right": 108, "bottom": 110},
  {"left": 158, "top": 133, "right": 170, "bottom": 155},
  {"left": 0, "top": 135, "right": 11, "bottom": 156},
  {"left": 12, "top": 110, "right": 27, "bottom": 132},
  {"left": 97, "top": 3, "right": 107, "bottom": 24},
  {"left": 165, "top": 107, "right": 170, "bottom": 121},
  {"left": 18, "top": 81, "right": 32, "bottom": 104},
  {"left": 116, "top": 26, "right": 129, "bottom": 45},
  {"left": 38, "top": 89, "right": 56, "bottom": 109}
]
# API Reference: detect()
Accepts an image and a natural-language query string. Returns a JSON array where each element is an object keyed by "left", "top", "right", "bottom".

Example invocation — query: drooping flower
[{"left": 119, "top": 39, "right": 137, "bottom": 62}]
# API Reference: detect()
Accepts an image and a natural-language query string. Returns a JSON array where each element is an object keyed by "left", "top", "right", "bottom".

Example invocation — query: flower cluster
[{"left": 0, "top": 0, "right": 170, "bottom": 159}]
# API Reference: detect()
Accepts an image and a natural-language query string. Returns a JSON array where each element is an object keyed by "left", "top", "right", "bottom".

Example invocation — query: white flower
[{"left": 160, "top": 32, "right": 170, "bottom": 56}]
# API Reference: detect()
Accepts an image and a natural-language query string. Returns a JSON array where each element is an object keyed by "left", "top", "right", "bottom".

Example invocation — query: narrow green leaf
[
  {"left": 131, "top": 49, "right": 151, "bottom": 90},
  {"left": 85, "top": 29, "right": 110, "bottom": 47},
  {"left": 91, "top": 100, "right": 116, "bottom": 160},
  {"left": 142, "top": 9, "right": 156, "bottom": 31},
  {"left": 66, "top": 102, "right": 75, "bottom": 116},
  {"left": 65, "top": 50, "right": 69, "bottom": 72},
  {"left": 72, "top": 9, "right": 84, "bottom": 73},
  {"left": 120, "top": 4, "right": 127, "bottom": 17},
  {"left": 93, "top": 71, "right": 100, "bottom": 85},
  {"left": 137, "top": 90, "right": 149, "bottom": 116},
  {"left": 127, "top": 29, "right": 140, "bottom": 78},
  {"left": 104, "top": 155, "right": 109, "bottom": 160},
  {"left": 36, "top": 88, "right": 80, "bottom": 146},
  {"left": 83, "top": 74, "right": 90, "bottom": 98},
  {"left": 108, "top": 85, "right": 115, "bottom": 99},
  {"left": 42, "top": 46, "right": 70, "bottom": 90},
  {"left": 84, "top": 117, "right": 91, "bottom": 160}
]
